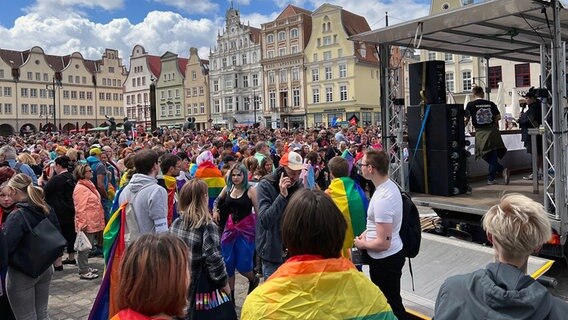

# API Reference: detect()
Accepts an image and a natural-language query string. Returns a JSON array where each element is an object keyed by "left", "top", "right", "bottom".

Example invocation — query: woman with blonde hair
[
  {"left": 111, "top": 234, "right": 190, "bottom": 320},
  {"left": 73, "top": 163, "right": 105, "bottom": 280},
  {"left": 435, "top": 194, "right": 568, "bottom": 319},
  {"left": 170, "top": 179, "right": 232, "bottom": 319},
  {"left": 3, "top": 173, "right": 62, "bottom": 319}
]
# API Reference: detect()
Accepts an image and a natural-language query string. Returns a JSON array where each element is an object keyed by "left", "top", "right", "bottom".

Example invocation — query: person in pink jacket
[{"left": 73, "top": 163, "right": 105, "bottom": 280}]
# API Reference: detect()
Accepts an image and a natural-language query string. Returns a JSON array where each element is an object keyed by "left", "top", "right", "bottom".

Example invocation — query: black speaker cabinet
[
  {"left": 409, "top": 61, "right": 446, "bottom": 106},
  {"left": 407, "top": 104, "right": 467, "bottom": 196}
]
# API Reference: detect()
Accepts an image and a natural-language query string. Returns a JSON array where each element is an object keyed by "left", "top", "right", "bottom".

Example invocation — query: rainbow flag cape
[
  {"left": 163, "top": 175, "right": 178, "bottom": 226},
  {"left": 110, "top": 309, "right": 155, "bottom": 320},
  {"left": 241, "top": 255, "right": 396, "bottom": 320},
  {"left": 89, "top": 203, "right": 128, "bottom": 320},
  {"left": 326, "top": 177, "right": 368, "bottom": 258},
  {"left": 341, "top": 150, "right": 355, "bottom": 174},
  {"left": 194, "top": 161, "right": 225, "bottom": 210}
]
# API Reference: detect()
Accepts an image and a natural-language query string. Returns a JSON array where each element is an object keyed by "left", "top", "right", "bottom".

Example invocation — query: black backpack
[{"left": 399, "top": 190, "right": 421, "bottom": 258}]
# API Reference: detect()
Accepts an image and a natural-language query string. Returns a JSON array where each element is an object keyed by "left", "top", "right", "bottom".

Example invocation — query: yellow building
[
  {"left": 304, "top": 4, "right": 380, "bottom": 127},
  {"left": 0, "top": 46, "right": 126, "bottom": 136},
  {"left": 156, "top": 51, "right": 188, "bottom": 127},
  {"left": 184, "top": 47, "right": 210, "bottom": 131}
]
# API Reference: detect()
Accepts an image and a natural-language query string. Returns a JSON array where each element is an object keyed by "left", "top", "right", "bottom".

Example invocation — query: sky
[{"left": 0, "top": 0, "right": 431, "bottom": 67}]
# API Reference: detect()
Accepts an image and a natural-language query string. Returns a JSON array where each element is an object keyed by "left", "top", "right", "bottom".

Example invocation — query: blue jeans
[
  {"left": 262, "top": 260, "right": 282, "bottom": 279},
  {"left": 484, "top": 150, "right": 504, "bottom": 181}
]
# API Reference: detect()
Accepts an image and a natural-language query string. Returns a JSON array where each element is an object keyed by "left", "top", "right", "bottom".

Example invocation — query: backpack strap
[{"left": 408, "top": 257, "right": 415, "bottom": 291}]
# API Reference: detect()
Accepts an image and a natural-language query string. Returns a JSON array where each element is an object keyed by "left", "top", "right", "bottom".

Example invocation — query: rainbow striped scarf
[
  {"left": 163, "top": 175, "right": 178, "bottom": 226},
  {"left": 194, "top": 161, "right": 225, "bottom": 210},
  {"left": 241, "top": 255, "right": 396, "bottom": 320},
  {"left": 89, "top": 203, "right": 128, "bottom": 320},
  {"left": 326, "top": 177, "right": 368, "bottom": 258}
]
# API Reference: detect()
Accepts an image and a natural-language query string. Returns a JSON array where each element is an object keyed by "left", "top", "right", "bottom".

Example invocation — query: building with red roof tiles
[
  {"left": 124, "top": 45, "right": 162, "bottom": 129},
  {"left": 209, "top": 4, "right": 263, "bottom": 129},
  {"left": 303, "top": 3, "right": 380, "bottom": 128},
  {"left": 261, "top": 4, "right": 313, "bottom": 129},
  {"left": 0, "top": 46, "right": 126, "bottom": 136}
]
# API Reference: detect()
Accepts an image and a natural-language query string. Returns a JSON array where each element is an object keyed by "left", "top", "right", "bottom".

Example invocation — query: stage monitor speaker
[
  {"left": 409, "top": 61, "right": 446, "bottom": 106},
  {"left": 409, "top": 149, "right": 468, "bottom": 196},
  {"left": 407, "top": 104, "right": 465, "bottom": 151}
]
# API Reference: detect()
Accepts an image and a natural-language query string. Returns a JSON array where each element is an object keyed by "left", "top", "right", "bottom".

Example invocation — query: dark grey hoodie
[{"left": 435, "top": 262, "right": 568, "bottom": 320}]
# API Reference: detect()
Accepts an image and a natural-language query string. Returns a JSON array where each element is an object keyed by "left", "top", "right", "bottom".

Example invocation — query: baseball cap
[
  {"left": 89, "top": 147, "right": 102, "bottom": 156},
  {"left": 280, "top": 151, "right": 303, "bottom": 171},
  {"left": 523, "top": 87, "right": 537, "bottom": 98}
]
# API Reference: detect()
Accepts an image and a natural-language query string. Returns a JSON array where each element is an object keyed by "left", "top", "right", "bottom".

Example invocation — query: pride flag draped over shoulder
[
  {"left": 163, "top": 175, "right": 178, "bottom": 226},
  {"left": 89, "top": 203, "right": 128, "bottom": 320},
  {"left": 326, "top": 177, "right": 368, "bottom": 258},
  {"left": 241, "top": 255, "right": 396, "bottom": 320},
  {"left": 195, "top": 161, "right": 225, "bottom": 210}
]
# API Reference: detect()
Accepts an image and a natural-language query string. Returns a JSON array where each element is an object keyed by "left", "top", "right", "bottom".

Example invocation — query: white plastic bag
[{"left": 74, "top": 231, "right": 92, "bottom": 252}]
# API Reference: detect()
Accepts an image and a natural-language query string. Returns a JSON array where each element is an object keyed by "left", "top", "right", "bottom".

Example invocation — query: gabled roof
[
  {"left": 178, "top": 58, "right": 189, "bottom": 76},
  {"left": 82, "top": 59, "right": 100, "bottom": 74},
  {"left": 0, "top": 49, "right": 30, "bottom": 68},
  {"left": 147, "top": 55, "right": 162, "bottom": 78},
  {"left": 44, "top": 54, "right": 68, "bottom": 71},
  {"left": 341, "top": 9, "right": 371, "bottom": 37},
  {"left": 249, "top": 26, "right": 261, "bottom": 44},
  {"left": 275, "top": 4, "right": 312, "bottom": 20}
]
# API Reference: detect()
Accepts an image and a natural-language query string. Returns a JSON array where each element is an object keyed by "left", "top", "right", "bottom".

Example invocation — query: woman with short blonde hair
[{"left": 435, "top": 194, "right": 567, "bottom": 320}]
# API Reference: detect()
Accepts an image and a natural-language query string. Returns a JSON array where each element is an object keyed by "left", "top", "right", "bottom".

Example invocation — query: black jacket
[
  {"left": 3, "top": 202, "right": 61, "bottom": 256},
  {"left": 44, "top": 171, "right": 76, "bottom": 226}
]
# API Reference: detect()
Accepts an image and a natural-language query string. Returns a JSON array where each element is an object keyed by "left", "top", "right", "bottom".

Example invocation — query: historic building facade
[
  {"left": 260, "top": 5, "right": 312, "bottom": 129},
  {"left": 0, "top": 46, "right": 126, "bottom": 136},
  {"left": 124, "top": 45, "right": 161, "bottom": 129},
  {"left": 184, "top": 47, "right": 210, "bottom": 131},
  {"left": 303, "top": 4, "right": 380, "bottom": 128},
  {"left": 209, "top": 5, "right": 263, "bottom": 129},
  {"left": 155, "top": 52, "right": 188, "bottom": 127}
]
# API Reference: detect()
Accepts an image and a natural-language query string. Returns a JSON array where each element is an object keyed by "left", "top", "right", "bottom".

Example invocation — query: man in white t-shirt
[{"left": 354, "top": 149, "right": 407, "bottom": 320}]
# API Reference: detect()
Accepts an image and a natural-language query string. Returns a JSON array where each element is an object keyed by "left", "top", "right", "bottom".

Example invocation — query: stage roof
[{"left": 351, "top": 0, "right": 568, "bottom": 63}]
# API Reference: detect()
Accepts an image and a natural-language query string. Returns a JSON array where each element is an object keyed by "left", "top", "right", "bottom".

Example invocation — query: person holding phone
[{"left": 255, "top": 151, "right": 304, "bottom": 279}]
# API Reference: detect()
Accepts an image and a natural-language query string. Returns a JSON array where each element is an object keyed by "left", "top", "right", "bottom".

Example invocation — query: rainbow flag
[
  {"left": 241, "top": 255, "right": 396, "bottom": 320},
  {"left": 194, "top": 161, "right": 225, "bottom": 210},
  {"left": 341, "top": 150, "right": 355, "bottom": 174},
  {"left": 326, "top": 177, "right": 368, "bottom": 258},
  {"left": 163, "top": 175, "right": 178, "bottom": 226},
  {"left": 89, "top": 203, "right": 128, "bottom": 320},
  {"left": 110, "top": 309, "right": 154, "bottom": 320}
]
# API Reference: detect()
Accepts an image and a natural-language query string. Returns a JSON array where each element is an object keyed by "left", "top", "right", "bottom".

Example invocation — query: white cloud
[
  {"left": 151, "top": 0, "right": 218, "bottom": 14},
  {"left": 0, "top": 10, "right": 220, "bottom": 66}
]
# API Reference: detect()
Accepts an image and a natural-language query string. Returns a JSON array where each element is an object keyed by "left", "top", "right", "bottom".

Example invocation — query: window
[
  {"left": 214, "top": 100, "right": 220, "bottom": 113},
  {"left": 3, "top": 87, "right": 11, "bottom": 96},
  {"left": 176, "top": 104, "right": 181, "bottom": 116},
  {"left": 0, "top": 69, "right": 4, "bottom": 78},
  {"left": 325, "top": 66, "right": 332, "bottom": 80},
  {"left": 326, "top": 87, "right": 333, "bottom": 102},
  {"left": 71, "top": 91, "right": 77, "bottom": 99},
  {"left": 243, "top": 75, "right": 249, "bottom": 88},
  {"left": 21, "top": 104, "right": 29, "bottom": 115},
  {"left": 168, "top": 104, "right": 173, "bottom": 116},
  {"left": 312, "top": 69, "right": 319, "bottom": 82},
  {"left": 39, "top": 104, "right": 46, "bottom": 115},
  {"left": 200, "top": 103, "right": 205, "bottom": 114},
  {"left": 279, "top": 48, "right": 286, "bottom": 56},
  {"left": 268, "top": 51, "right": 274, "bottom": 59},
  {"left": 234, "top": 74, "right": 239, "bottom": 88},
  {"left": 192, "top": 88, "right": 198, "bottom": 96},
  {"left": 35, "top": 72, "right": 41, "bottom": 81},
  {"left": 462, "top": 70, "right": 472, "bottom": 92},
  {"left": 30, "top": 104, "right": 38, "bottom": 114},
  {"left": 232, "top": 55, "right": 237, "bottom": 66},
  {"left": 444, "top": 53, "right": 453, "bottom": 61},
  {"left": 313, "top": 53, "right": 318, "bottom": 62},
  {"left": 224, "top": 75, "right": 233, "bottom": 89},
  {"left": 269, "top": 71, "right": 275, "bottom": 84},
  {"left": 243, "top": 97, "right": 250, "bottom": 111},
  {"left": 106, "top": 93, "right": 111, "bottom": 100},
  {"left": 87, "top": 106, "right": 93, "bottom": 115},
  {"left": 71, "top": 105, "right": 78, "bottom": 115},
  {"left": 186, "top": 89, "right": 191, "bottom": 97},
  {"left": 290, "top": 28, "right": 299, "bottom": 38},
  {"left": 213, "top": 80, "right": 219, "bottom": 92},
  {"left": 21, "top": 88, "right": 28, "bottom": 97},
  {"left": 40, "top": 89, "right": 47, "bottom": 98},
  {"left": 292, "top": 68, "right": 299, "bottom": 81},
  {"left": 267, "top": 34, "right": 274, "bottom": 43},
  {"left": 109, "top": 67, "right": 115, "bottom": 73},
  {"left": 193, "top": 104, "right": 197, "bottom": 114},
  {"left": 340, "top": 85, "right": 347, "bottom": 101},
  {"left": 488, "top": 66, "right": 502, "bottom": 89},
  {"left": 339, "top": 64, "right": 347, "bottom": 78},
  {"left": 242, "top": 54, "right": 247, "bottom": 64},
  {"left": 63, "top": 105, "right": 70, "bottom": 115},
  {"left": 222, "top": 58, "right": 227, "bottom": 68},
  {"left": 291, "top": 46, "right": 298, "bottom": 54},
  {"left": 278, "top": 31, "right": 286, "bottom": 41},
  {"left": 323, "top": 36, "right": 332, "bottom": 46},
  {"left": 252, "top": 74, "right": 259, "bottom": 87},
  {"left": 99, "top": 106, "right": 105, "bottom": 115},
  {"left": 27, "top": 72, "right": 33, "bottom": 80},
  {"left": 323, "top": 51, "right": 332, "bottom": 60},
  {"left": 192, "top": 71, "right": 196, "bottom": 80},
  {"left": 87, "top": 92, "right": 92, "bottom": 100},
  {"left": 225, "top": 97, "right": 233, "bottom": 111},
  {"left": 515, "top": 63, "right": 531, "bottom": 87},
  {"left": 280, "top": 69, "right": 287, "bottom": 82},
  {"left": 83, "top": 76, "right": 87, "bottom": 84},
  {"left": 68, "top": 75, "right": 73, "bottom": 83},
  {"left": 269, "top": 91, "right": 276, "bottom": 109},
  {"left": 30, "top": 88, "right": 37, "bottom": 98},
  {"left": 293, "top": 88, "right": 300, "bottom": 107},
  {"left": 428, "top": 52, "right": 436, "bottom": 60},
  {"left": 79, "top": 91, "right": 85, "bottom": 100},
  {"left": 313, "top": 88, "right": 320, "bottom": 103},
  {"left": 4, "top": 104, "right": 12, "bottom": 114},
  {"left": 314, "top": 113, "right": 322, "bottom": 124},
  {"left": 75, "top": 76, "right": 80, "bottom": 84},
  {"left": 446, "top": 72, "right": 455, "bottom": 93},
  {"left": 176, "top": 89, "right": 180, "bottom": 98},
  {"left": 80, "top": 105, "right": 86, "bottom": 115},
  {"left": 161, "top": 106, "right": 166, "bottom": 116},
  {"left": 199, "top": 87, "right": 204, "bottom": 95}
]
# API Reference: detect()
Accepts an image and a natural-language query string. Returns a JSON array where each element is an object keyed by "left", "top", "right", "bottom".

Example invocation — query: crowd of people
[{"left": 0, "top": 123, "right": 564, "bottom": 320}]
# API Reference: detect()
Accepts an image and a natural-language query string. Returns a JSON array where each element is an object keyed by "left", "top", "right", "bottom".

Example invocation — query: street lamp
[
  {"left": 250, "top": 89, "right": 262, "bottom": 128},
  {"left": 46, "top": 77, "right": 61, "bottom": 132}
]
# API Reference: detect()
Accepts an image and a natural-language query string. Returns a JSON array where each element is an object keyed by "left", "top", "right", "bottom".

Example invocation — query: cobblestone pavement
[{"left": 48, "top": 256, "right": 250, "bottom": 320}]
